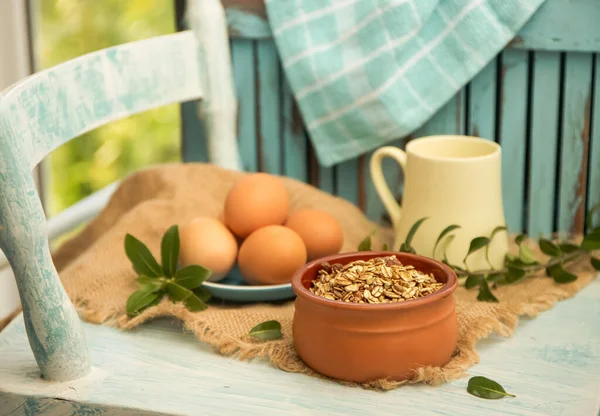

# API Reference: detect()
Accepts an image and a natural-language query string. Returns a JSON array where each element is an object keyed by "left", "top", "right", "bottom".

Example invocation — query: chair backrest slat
[{"left": 0, "top": 31, "right": 203, "bottom": 169}]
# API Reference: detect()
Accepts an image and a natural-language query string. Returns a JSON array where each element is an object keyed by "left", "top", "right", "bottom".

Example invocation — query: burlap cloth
[{"left": 4, "top": 163, "right": 597, "bottom": 390}]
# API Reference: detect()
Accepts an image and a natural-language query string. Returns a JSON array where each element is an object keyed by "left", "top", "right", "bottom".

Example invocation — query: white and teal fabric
[{"left": 265, "top": 0, "right": 546, "bottom": 167}]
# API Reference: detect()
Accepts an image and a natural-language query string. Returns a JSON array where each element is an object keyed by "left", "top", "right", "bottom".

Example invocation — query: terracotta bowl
[{"left": 291, "top": 251, "right": 458, "bottom": 383}]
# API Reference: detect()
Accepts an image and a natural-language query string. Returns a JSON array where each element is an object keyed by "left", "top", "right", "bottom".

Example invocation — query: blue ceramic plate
[{"left": 202, "top": 265, "right": 296, "bottom": 302}]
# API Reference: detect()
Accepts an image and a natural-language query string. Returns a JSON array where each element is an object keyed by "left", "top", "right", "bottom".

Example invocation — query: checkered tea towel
[{"left": 265, "top": 0, "right": 546, "bottom": 167}]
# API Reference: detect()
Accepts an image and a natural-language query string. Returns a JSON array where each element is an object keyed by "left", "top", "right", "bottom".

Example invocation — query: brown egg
[
  {"left": 179, "top": 217, "right": 238, "bottom": 282},
  {"left": 285, "top": 209, "right": 344, "bottom": 261},
  {"left": 238, "top": 225, "right": 307, "bottom": 285},
  {"left": 224, "top": 173, "right": 290, "bottom": 238}
]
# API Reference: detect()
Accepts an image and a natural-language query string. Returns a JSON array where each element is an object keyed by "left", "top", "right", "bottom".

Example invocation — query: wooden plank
[
  {"left": 335, "top": 158, "right": 359, "bottom": 207},
  {"left": 256, "top": 40, "right": 282, "bottom": 174},
  {"left": 2, "top": 280, "right": 600, "bottom": 415},
  {"left": 512, "top": 0, "right": 600, "bottom": 53},
  {"left": 557, "top": 52, "right": 593, "bottom": 234},
  {"left": 223, "top": 0, "right": 600, "bottom": 54},
  {"left": 281, "top": 76, "right": 308, "bottom": 182},
  {"left": 181, "top": 100, "right": 208, "bottom": 163},
  {"left": 467, "top": 59, "right": 497, "bottom": 141},
  {"left": 231, "top": 40, "right": 258, "bottom": 172},
  {"left": 498, "top": 50, "right": 529, "bottom": 233},
  {"left": 587, "top": 54, "right": 600, "bottom": 227},
  {"left": 415, "top": 91, "right": 466, "bottom": 136},
  {"left": 309, "top": 143, "right": 334, "bottom": 195},
  {"left": 527, "top": 52, "right": 561, "bottom": 237}
]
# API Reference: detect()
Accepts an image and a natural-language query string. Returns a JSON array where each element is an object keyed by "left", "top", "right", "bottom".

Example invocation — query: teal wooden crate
[{"left": 179, "top": 0, "right": 600, "bottom": 237}]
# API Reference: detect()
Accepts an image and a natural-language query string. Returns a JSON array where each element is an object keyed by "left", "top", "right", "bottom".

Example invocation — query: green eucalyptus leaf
[
  {"left": 193, "top": 286, "right": 212, "bottom": 303},
  {"left": 515, "top": 234, "right": 527, "bottom": 245},
  {"left": 184, "top": 292, "right": 208, "bottom": 312},
  {"left": 175, "top": 265, "right": 211, "bottom": 289},
  {"left": 166, "top": 281, "right": 193, "bottom": 302},
  {"left": 124, "top": 234, "right": 163, "bottom": 277},
  {"left": 538, "top": 239, "right": 561, "bottom": 257},
  {"left": 136, "top": 277, "right": 163, "bottom": 292},
  {"left": 399, "top": 242, "right": 415, "bottom": 254},
  {"left": 467, "top": 376, "right": 516, "bottom": 400},
  {"left": 591, "top": 257, "right": 600, "bottom": 271},
  {"left": 433, "top": 225, "right": 461, "bottom": 257},
  {"left": 486, "top": 225, "right": 507, "bottom": 267},
  {"left": 358, "top": 231, "right": 374, "bottom": 251},
  {"left": 249, "top": 320, "right": 283, "bottom": 341},
  {"left": 558, "top": 242, "right": 580, "bottom": 253},
  {"left": 550, "top": 266, "right": 577, "bottom": 284},
  {"left": 545, "top": 263, "right": 562, "bottom": 278},
  {"left": 477, "top": 280, "right": 499, "bottom": 303},
  {"left": 465, "top": 274, "right": 484, "bottom": 289},
  {"left": 405, "top": 217, "right": 428, "bottom": 247},
  {"left": 464, "top": 237, "right": 490, "bottom": 263},
  {"left": 382, "top": 242, "right": 389, "bottom": 251},
  {"left": 518, "top": 244, "right": 538, "bottom": 265},
  {"left": 126, "top": 287, "right": 160, "bottom": 317},
  {"left": 585, "top": 203, "right": 600, "bottom": 232},
  {"left": 160, "top": 225, "right": 180, "bottom": 277},
  {"left": 580, "top": 232, "right": 600, "bottom": 252},
  {"left": 505, "top": 266, "right": 526, "bottom": 283}
]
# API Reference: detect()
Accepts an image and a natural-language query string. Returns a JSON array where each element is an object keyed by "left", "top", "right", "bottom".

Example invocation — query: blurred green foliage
[{"left": 39, "top": 0, "right": 181, "bottom": 215}]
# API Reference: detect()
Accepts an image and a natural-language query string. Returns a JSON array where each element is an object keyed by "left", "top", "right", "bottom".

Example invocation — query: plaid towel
[{"left": 265, "top": 0, "right": 546, "bottom": 167}]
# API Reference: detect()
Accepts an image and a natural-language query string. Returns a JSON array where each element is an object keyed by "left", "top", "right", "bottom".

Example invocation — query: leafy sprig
[
  {"left": 125, "top": 225, "right": 212, "bottom": 317},
  {"left": 358, "top": 204, "right": 600, "bottom": 302}
]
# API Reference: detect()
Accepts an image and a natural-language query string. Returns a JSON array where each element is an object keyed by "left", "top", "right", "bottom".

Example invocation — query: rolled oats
[{"left": 310, "top": 256, "right": 444, "bottom": 303}]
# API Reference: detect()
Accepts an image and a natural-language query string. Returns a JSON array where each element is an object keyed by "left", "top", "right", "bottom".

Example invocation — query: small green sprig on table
[
  {"left": 125, "top": 225, "right": 212, "bottom": 317},
  {"left": 359, "top": 205, "right": 600, "bottom": 302}
]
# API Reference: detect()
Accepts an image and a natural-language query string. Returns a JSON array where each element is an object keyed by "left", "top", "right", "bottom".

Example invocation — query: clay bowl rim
[{"left": 292, "top": 251, "right": 458, "bottom": 311}]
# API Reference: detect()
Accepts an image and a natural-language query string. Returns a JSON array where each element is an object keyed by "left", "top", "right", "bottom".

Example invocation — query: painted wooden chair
[{"left": 1, "top": 0, "right": 599, "bottom": 414}]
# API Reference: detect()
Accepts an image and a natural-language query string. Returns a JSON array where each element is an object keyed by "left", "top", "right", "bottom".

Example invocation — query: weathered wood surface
[
  {"left": 0, "top": 31, "right": 205, "bottom": 381},
  {"left": 1, "top": 277, "right": 599, "bottom": 415},
  {"left": 222, "top": 0, "right": 600, "bottom": 53}
]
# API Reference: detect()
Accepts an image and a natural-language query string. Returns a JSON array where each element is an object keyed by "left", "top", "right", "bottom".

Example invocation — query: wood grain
[{"left": 1, "top": 278, "right": 599, "bottom": 415}]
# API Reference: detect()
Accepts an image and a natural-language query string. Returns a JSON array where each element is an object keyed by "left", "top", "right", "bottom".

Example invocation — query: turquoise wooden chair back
[
  {"left": 180, "top": 0, "right": 600, "bottom": 237},
  {"left": 0, "top": 31, "right": 208, "bottom": 381}
]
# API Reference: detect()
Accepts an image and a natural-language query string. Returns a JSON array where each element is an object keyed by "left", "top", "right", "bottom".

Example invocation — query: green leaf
[
  {"left": 505, "top": 266, "right": 526, "bottom": 283},
  {"left": 193, "top": 286, "right": 212, "bottom": 303},
  {"left": 545, "top": 263, "right": 562, "bottom": 278},
  {"left": 175, "top": 265, "right": 211, "bottom": 289},
  {"left": 580, "top": 232, "right": 600, "bottom": 251},
  {"left": 518, "top": 244, "right": 538, "bottom": 265},
  {"left": 486, "top": 225, "right": 507, "bottom": 267},
  {"left": 405, "top": 217, "right": 428, "bottom": 247},
  {"left": 486, "top": 273, "right": 506, "bottom": 285},
  {"left": 382, "top": 242, "right": 389, "bottom": 251},
  {"left": 465, "top": 274, "right": 484, "bottom": 289},
  {"left": 591, "top": 257, "right": 600, "bottom": 271},
  {"left": 467, "top": 376, "right": 516, "bottom": 399},
  {"left": 184, "top": 292, "right": 208, "bottom": 312},
  {"left": 585, "top": 202, "right": 600, "bottom": 232},
  {"left": 249, "top": 320, "right": 283, "bottom": 341},
  {"left": 357, "top": 231, "right": 374, "bottom": 251},
  {"left": 464, "top": 237, "right": 490, "bottom": 264},
  {"left": 124, "top": 234, "right": 163, "bottom": 278},
  {"left": 136, "top": 276, "right": 163, "bottom": 292},
  {"left": 549, "top": 266, "right": 577, "bottom": 284},
  {"left": 515, "top": 234, "right": 527, "bottom": 245},
  {"left": 558, "top": 242, "right": 580, "bottom": 253},
  {"left": 126, "top": 287, "right": 161, "bottom": 317},
  {"left": 166, "top": 281, "right": 193, "bottom": 302},
  {"left": 538, "top": 238, "right": 561, "bottom": 257},
  {"left": 399, "top": 242, "right": 416, "bottom": 254},
  {"left": 160, "top": 225, "right": 180, "bottom": 277},
  {"left": 477, "top": 280, "right": 499, "bottom": 303},
  {"left": 433, "top": 225, "right": 461, "bottom": 257}
]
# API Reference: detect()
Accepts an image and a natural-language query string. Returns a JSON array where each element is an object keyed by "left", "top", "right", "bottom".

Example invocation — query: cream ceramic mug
[{"left": 370, "top": 135, "right": 509, "bottom": 270}]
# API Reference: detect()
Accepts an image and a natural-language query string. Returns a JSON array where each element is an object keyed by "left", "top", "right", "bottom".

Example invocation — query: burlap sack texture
[{"left": 5, "top": 163, "right": 598, "bottom": 390}]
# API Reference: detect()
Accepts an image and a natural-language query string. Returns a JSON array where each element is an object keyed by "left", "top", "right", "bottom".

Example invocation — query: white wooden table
[{"left": 0, "top": 277, "right": 599, "bottom": 416}]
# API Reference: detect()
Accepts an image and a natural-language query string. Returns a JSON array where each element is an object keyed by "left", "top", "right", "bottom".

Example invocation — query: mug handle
[{"left": 369, "top": 146, "right": 406, "bottom": 227}]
